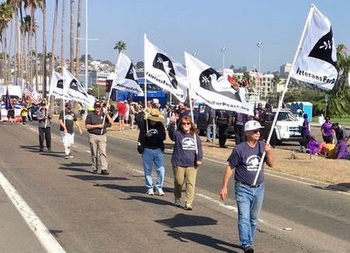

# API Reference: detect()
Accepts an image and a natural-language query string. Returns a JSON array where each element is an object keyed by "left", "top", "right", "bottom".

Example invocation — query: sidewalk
[{"left": 0, "top": 187, "right": 45, "bottom": 253}]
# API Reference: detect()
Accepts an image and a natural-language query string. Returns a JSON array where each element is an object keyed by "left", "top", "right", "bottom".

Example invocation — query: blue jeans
[
  {"left": 142, "top": 148, "right": 165, "bottom": 190},
  {"left": 206, "top": 124, "right": 213, "bottom": 140},
  {"left": 235, "top": 182, "right": 264, "bottom": 249}
]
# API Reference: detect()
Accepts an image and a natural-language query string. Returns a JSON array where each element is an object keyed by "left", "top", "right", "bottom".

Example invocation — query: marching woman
[{"left": 168, "top": 115, "right": 203, "bottom": 210}]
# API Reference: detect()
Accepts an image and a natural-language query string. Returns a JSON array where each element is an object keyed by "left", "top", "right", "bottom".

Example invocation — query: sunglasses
[
  {"left": 252, "top": 130, "right": 260, "bottom": 133},
  {"left": 182, "top": 122, "right": 191, "bottom": 126}
]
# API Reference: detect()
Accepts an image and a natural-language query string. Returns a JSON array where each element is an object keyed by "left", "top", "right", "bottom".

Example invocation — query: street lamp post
[{"left": 257, "top": 41, "right": 262, "bottom": 101}]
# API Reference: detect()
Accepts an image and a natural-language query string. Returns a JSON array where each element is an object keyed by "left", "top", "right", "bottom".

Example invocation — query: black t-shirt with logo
[
  {"left": 59, "top": 111, "right": 77, "bottom": 134},
  {"left": 85, "top": 112, "right": 110, "bottom": 135}
]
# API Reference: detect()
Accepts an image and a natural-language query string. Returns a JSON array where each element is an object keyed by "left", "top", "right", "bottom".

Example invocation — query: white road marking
[
  {"left": 196, "top": 193, "right": 266, "bottom": 224},
  {"left": 0, "top": 171, "right": 66, "bottom": 253}
]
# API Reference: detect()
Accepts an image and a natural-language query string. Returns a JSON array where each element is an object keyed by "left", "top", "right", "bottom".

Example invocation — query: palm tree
[
  {"left": 114, "top": 40, "right": 127, "bottom": 58},
  {"left": 0, "top": 2, "right": 14, "bottom": 84},
  {"left": 24, "top": 0, "right": 40, "bottom": 87},
  {"left": 75, "top": 0, "right": 82, "bottom": 77},
  {"left": 327, "top": 44, "right": 350, "bottom": 117}
]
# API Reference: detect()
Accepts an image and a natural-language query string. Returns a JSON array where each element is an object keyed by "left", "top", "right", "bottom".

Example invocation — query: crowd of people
[{"left": 2, "top": 96, "right": 349, "bottom": 253}]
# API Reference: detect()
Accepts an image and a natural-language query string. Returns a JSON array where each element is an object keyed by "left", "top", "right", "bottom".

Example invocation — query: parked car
[
  {"left": 30, "top": 104, "right": 40, "bottom": 120},
  {"left": 272, "top": 109, "right": 303, "bottom": 144}
]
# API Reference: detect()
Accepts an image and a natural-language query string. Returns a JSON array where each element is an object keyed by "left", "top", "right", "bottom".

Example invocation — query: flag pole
[
  {"left": 252, "top": 4, "right": 315, "bottom": 186},
  {"left": 188, "top": 89, "right": 199, "bottom": 155},
  {"left": 185, "top": 53, "right": 198, "bottom": 155},
  {"left": 144, "top": 34, "right": 149, "bottom": 132}
]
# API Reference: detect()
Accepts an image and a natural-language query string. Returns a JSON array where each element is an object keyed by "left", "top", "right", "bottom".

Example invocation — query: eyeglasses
[{"left": 182, "top": 122, "right": 191, "bottom": 125}]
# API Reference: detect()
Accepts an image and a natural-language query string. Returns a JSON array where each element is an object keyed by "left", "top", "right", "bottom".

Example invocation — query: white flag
[
  {"left": 63, "top": 68, "right": 91, "bottom": 104},
  {"left": 144, "top": 35, "right": 188, "bottom": 102},
  {"left": 291, "top": 5, "right": 338, "bottom": 90},
  {"left": 112, "top": 52, "right": 144, "bottom": 96},
  {"left": 184, "top": 52, "right": 253, "bottom": 115},
  {"left": 49, "top": 70, "right": 69, "bottom": 100}
]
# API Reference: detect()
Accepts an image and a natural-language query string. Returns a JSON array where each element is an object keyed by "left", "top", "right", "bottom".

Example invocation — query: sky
[{"left": 39, "top": 0, "right": 350, "bottom": 72}]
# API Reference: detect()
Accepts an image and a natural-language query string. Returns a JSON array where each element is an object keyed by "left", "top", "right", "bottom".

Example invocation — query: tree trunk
[
  {"left": 28, "top": 9, "right": 35, "bottom": 87},
  {"left": 35, "top": 28, "right": 38, "bottom": 92},
  {"left": 70, "top": 0, "right": 75, "bottom": 72},
  {"left": 7, "top": 19, "right": 14, "bottom": 85},
  {"left": 75, "top": 0, "right": 82, "bottom": 77}
]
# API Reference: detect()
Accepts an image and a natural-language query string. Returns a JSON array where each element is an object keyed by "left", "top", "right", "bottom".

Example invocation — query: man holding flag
[{"left": 220, "top": 120, "right": 274, "bottom": 253}]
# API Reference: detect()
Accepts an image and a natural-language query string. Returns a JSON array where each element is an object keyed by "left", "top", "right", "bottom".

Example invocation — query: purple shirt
[
  {"left": 336, "top": 139, "right": 349, "bottom": 159},
  {"left": 227, "top": 141, "right": 265, "bottom": 185},
  {"left": 321, "top": 122, "right": 333, "bottom": 136},
  {"left": 307, "top": 139, "right": 319, "bottom": 154}
]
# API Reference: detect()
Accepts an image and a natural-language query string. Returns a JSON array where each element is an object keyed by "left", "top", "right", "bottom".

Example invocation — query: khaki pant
[
  {"left": 88, "top": 133, "right": 108, "bottom": 171},
  {"left": 173, "top": 166, "right": 198, "bottom": 205}
]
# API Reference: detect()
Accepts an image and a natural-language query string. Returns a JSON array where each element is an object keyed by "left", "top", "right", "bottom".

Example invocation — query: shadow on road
[
  {"left": 121, "top": 195, "right": 174, "bottom": 206},
  {"left": 312, "top": 183, "right": 350, "bottom": 192},
  {"left": 69, "top": 175, "right": 129, "bottom": 181},
  {"left": 97, "top": 184, "right": 172, "bottom": 195},
  {"left": 163, "top": 230, "right": 240, "bottom": 253},
  {"left": 59, "top": 162, "right": 92, "bottom": 173},
  {"left": 156, "top": 213, "right": 217, "bottom": 228}
]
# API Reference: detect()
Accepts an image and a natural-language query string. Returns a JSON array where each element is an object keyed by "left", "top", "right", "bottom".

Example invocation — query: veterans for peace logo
[
  {"left": 199, "top": 68, "right": 242, "bottom": 102},
  {"left": 308, "top": 28, "right": 337, "bottom": 68},
  {"left": 245, "top": 155, "right": 261, "bottom": 171},
  {"left": 152, "top": 53, "right": 178, "bottom": 89},
  {"left": 181, "top": 137, "right": 196, "bottom": 151}
]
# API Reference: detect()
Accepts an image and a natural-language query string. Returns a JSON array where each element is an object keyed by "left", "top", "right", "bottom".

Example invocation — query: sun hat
[
  {"left": 244, "top": 120, "right": 264, "bottom": 132},
  {"left": 145, "top": 108, "right": 164, "bottom": 122}
]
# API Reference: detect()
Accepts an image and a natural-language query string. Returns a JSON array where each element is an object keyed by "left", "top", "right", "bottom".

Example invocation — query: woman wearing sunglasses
[{"left": 168, "top": 115, "right": 203, "bottom": 210}]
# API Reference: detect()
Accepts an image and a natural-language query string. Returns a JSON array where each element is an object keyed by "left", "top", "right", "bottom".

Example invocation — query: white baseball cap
[{"left": 244, "top": 120, "right": 264, "bottom": 132}]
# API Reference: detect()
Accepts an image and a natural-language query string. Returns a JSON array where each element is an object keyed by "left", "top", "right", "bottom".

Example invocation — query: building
[{"left": 280, "top": 63, "right": 292, "bottom": 78}]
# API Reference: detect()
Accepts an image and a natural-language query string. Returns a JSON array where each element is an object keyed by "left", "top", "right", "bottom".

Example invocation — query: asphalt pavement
[{"left": 0, "top": 121, "right": 349, "bottom": 253}]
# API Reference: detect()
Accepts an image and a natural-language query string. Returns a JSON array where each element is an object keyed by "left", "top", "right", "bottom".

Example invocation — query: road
[{"left": 0, "top": 121, "right": 349, "bottom": 253}]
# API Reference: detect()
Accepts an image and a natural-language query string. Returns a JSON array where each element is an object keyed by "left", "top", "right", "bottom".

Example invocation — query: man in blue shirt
[{"left": 220, "top": 120, "right": 274, "bottom": 253}]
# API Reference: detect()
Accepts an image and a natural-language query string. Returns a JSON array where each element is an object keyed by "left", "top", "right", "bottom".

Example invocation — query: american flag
[{"left": 23, "top": 83, "right": 40, "bottom": 104}]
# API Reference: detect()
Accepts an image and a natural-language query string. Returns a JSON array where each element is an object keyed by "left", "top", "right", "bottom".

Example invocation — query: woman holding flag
[{"left": 168, "top": 115, "right": 203, "bottom": 210}]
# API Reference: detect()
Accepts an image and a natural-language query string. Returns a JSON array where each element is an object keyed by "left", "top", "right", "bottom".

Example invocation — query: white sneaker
[
  {"left": 174, "top": 198, "right": 181, "bottom": 207},
  {"left": 146, "top": 188, "right": 154, "bottom": 195},
  {"left": 184, "top": 203, "right": 193, "bottom": 210},
  {"left": 156, "top": 188, "right": 164, "bottom": 196}
]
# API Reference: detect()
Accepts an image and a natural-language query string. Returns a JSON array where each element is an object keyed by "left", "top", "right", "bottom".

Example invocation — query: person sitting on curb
[
  {"left": 336, "top": 133, "right": 350, "bottom": 160},
  {"left": 168, "top": 115, "right": 203, "bottom": 210},
  {"left": 306, "top": 136, "right": 320, "bottom": 155}
]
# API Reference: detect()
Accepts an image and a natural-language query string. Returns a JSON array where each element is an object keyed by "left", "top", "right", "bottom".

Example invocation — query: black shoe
[
  {"left": 92, "top": 170, "right": 98, "bottom": 174},
  {"left": 220, "top": 145, "right": 228, "bottom": 148},
  {"left": 101, "top": 170, "right": 109, "bottom": 175},
  {"left": 244, "top": 246, "right": 254, "bottom": 253}
]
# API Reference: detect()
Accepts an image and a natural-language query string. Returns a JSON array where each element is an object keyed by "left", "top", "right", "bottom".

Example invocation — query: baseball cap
[
  {"left": 244, "top": 120, "right": 264, "bottom": 132},
  {"left": 94, "top": 101, "right": 102, "bottom": 108},
  {"left": 65, "top": 102, "right": 72, "bottom": 109}
]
